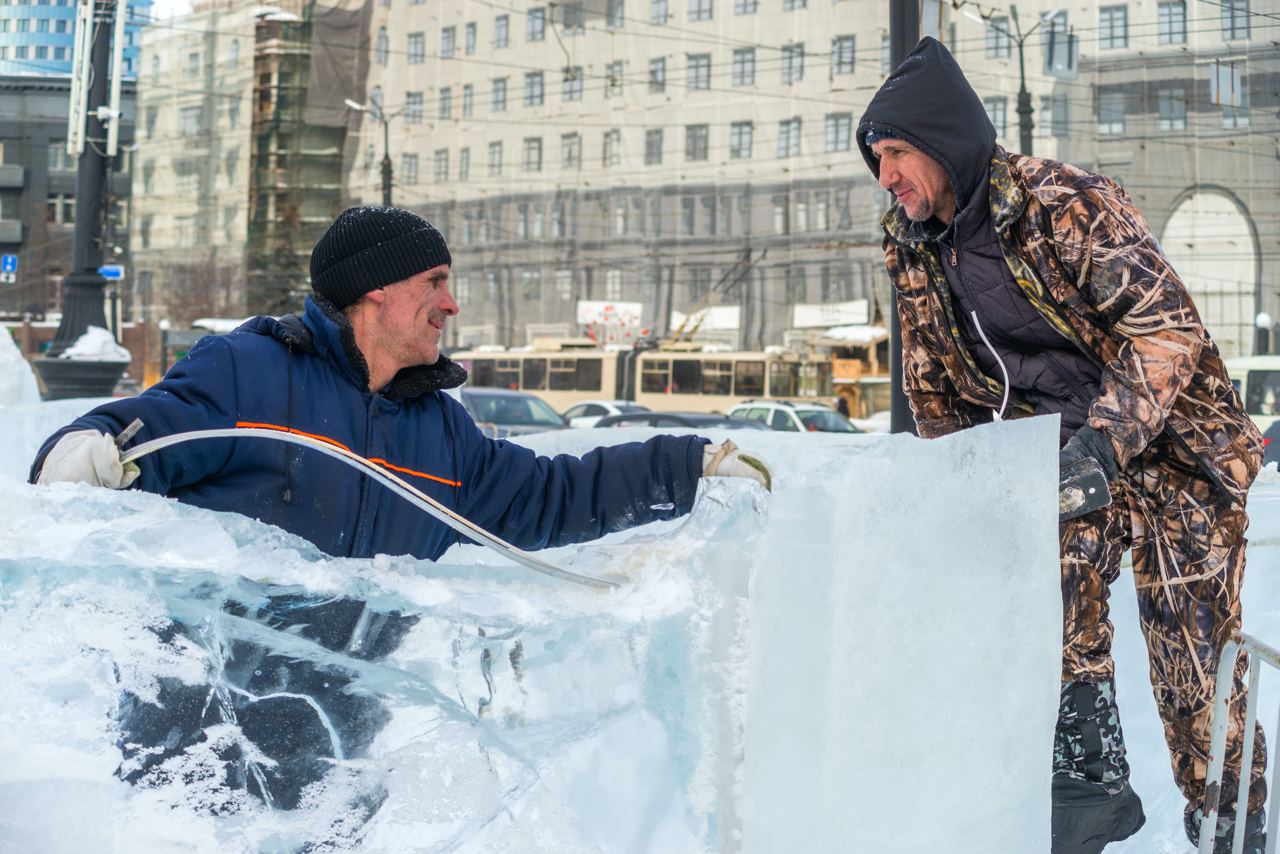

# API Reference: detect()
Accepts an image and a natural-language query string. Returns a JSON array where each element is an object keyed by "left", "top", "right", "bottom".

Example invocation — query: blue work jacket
[{"left": 31, "top": 297, "right": 706, "bottom": 560}]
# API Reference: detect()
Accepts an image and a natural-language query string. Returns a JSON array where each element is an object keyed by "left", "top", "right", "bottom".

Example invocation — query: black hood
[{"left": 856, "top": 37, "right": 996, "bottom": 212}]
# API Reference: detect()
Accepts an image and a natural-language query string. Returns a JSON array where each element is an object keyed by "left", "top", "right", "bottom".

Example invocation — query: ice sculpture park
[{"left": 1, "top": 339, "right": 1277, "bottom": 853}]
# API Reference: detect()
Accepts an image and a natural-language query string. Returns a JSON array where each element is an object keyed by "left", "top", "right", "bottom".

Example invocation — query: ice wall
[
  {"left": 3, "top": 402, "right": 1085, "bottom": 852},
  {"left": 0, "top": 328, "right": 39, "bottom": 406}
]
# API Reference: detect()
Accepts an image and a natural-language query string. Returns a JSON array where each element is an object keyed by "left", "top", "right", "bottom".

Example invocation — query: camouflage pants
[{"left": 1059, "top": 441, "right": 1267, "bottom": 818}]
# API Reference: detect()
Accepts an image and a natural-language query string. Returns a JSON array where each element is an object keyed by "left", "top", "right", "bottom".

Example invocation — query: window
[
  {"left": 607, "top": 0, "right": 624, "bottom": 28},
  {"left": 462, "top": 84, "right": 474, "bottom": 116},
  {"left": 778, "top": 117, "right": 801, "bottom": 157},
  {"left": 522, "top": 272, "right": 542, "bottom": 301},
  {"left": 687, "top": 53, "right": 710, "bottom": 90},
  {"left": 179, "top": 105, "right": 202, "bottom": 135},
  {"left": 405, "top": 91, "right": 423, "bottom": 124},
  {"left": 48, "top": 142, "right": 73, "bottom": 171},
  {"left": 563, "top": 66, "right": 583, "bottom": 101},
  {"left": 527, "top": 7, "right": 545, "bottom": 41},
  {"left": 522, "top": 137, "right": 543, "bottom": 171},
  {"left": 645, "top": 129, "right": 663, "bottom": 164},
  {"left": 228, "top": 39, "right": 240, "bottom": 66},
  {"left": 606, "top": 269, "right": 622, "bottom": 300},
  {"left": 1097, "top": 88, "right": 1125, "bottom": 135},
  {"left": 688, "top": 0, "right": 711, "bottom": 22},
  {"left": 1037, "top": 93, "right": 1068, "bottom": 138},
  {"left": 455, "top": 276, "right": 470, "bottom": 304},
  {"left": 825, "top": 113, "right": 851, "bottom": 152},
  {"left": 494, "top": 14, "right": 509, "bottom": 47},
  {"left": 36, "top": 17, "right": 47, "bottom": 31},
  {"left": 783, "top": 0, "right": 804, "bottom": 8},
  {"left": 488, "top": 141, "right": 503, "bottom": 175},
  {"left": 1221, "top": 0, "right": 1249, "bottom": 40},
  {"left": 832, "top": 36, "right": 854, "bottom": 75},
  {"left": 773, "top": 195, "right": 789, "bottom": 233},
  {"left": 730, "top": 121, "right": 753, "bottom": 158},
  {"left": 1157, "top": 87, "right": 1186, "bottom": 130},
  {"left": 437, "top": 87, "right": 451, "bottom": 119},
  {"left": 562, "top": 132, "right": 581, "bottom": 168},
  {"left": 606, "top": 61, "right": 624, "bottom": 96},
  {"left": 603, "top": 129, "right": 621, "bottom": 166},
  {"left": 556, "top": 269, "right": 574, "bottom": 300},
  {"left": 881, "top": 34, "right": 891, "bottom": 75},
  {"left": 434, "top": 149, "right": 448, "bottom": 181},
  {"left": 1158, "top": 1, "right": 1186, "bottom": 44},
  {"left": 492, "top": 78, "right": 508, "bottom": 111},
  {"left": 983, "top": 96, "right": 1007, "bottom": 137},
  {"left": 650, "top": 0, "right": 667, "bottom": 23},
  {"left": 613, "top": 200, "right": 628, "bottom": 235},
  {"left": 524, "top": 72, "right": 544, "bottom": 106},
  {"left": 1099, "top": 5, "right": 1127, "bottom": 49},
  {"left": 441, "top": 25, "right": 455, "bottom": 58},
  {"left": 986, "top": 16, "right": 1010, "bottom": 58},
  {"left": 407, "top": 32, "right": 424, "bottom": 64},
  {"left": 681, "top": 198, "right": 696, "bottom": 234},
  {"left": 782, "top": 43, "right": 804, "bottom": 84},
  {"left": 563, "top": 3, "right": 585, "bottom": 32},
  {"left": 685, "top": 124, "right": 709, "bottom": 161},
  {"left": 1214, "top": 61, "right": 1250, "bottom": 127},
  {"left": 465, "top": 22, "right": 476, "bottom": 54},
  {"left": 735, "top": 0, "right": 756, "bottom": 12},
  {"left": 732, "top": 48, "right": 754, "bottom": 85},
  {"left": 402, "top": 153, "right": 419, "bottom": 184},
  {"left": 459, "top": 147, "right": 470, "bottom": 180},
  {"left": 35, "top": 45, "right": 47, "bottom": 59},
  {"left": 187, "top": 50, "right": 199, "bottom": 75},
  {"left": 649, "top": 57, "right": 666, "bottom": 93}
]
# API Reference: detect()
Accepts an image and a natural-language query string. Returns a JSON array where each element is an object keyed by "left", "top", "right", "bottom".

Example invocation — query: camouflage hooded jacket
[{"left": 881, "top": 149, "right": 1262, "bottom": 504}]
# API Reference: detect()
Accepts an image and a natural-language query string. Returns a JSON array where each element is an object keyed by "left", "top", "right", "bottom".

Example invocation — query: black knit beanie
[{"left": 309, "top": 206, "right": 452, "bottom": 309}]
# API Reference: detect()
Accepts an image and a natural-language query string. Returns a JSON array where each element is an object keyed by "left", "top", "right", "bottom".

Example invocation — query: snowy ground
[{"left": 0, "top": 391, "right": 1276, "bottom": 853}]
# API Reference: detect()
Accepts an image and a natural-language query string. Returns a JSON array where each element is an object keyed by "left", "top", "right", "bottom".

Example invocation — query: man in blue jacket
[
  {"left": 31, "top": 206, "right": 770, "bottom": 557},
  {"left": 29, "top": 206, "right": 770, "bottom": 816}
]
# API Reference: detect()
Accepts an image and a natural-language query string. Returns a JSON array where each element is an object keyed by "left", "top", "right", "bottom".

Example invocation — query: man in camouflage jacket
[{"left": 858, "top": 38, "right": 1265, "bottom": 854}]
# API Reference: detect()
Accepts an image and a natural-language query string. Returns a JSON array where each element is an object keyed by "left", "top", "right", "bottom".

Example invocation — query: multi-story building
[
  {"left": 0, "top": 73, "right": 134, "bottom": 318},
  {"left": 343, "top": 0, "right": 1277, "bottom": 356},
  {"left": 131, "top": 0, "right": 347, "bottom": 326},
  {"left": 0, "top": 0, "right": 151, "bottom": 78}
]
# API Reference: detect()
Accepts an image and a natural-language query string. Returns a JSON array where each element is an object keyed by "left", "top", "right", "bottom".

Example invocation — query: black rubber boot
[
  {"left": 1185, "top": 807, "right": 1267, "bottom": 854},
  {"left": 1051, "top": 681, "right": 1146, "bottom": 853}
]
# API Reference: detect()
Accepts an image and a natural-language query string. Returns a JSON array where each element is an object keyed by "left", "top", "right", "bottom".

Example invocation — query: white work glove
[
  {"left": 701, "top": 439, "right": 772, "bottom": 492},
  {"left": 36, "top": 429, "right": 140, "bottom": 489}
]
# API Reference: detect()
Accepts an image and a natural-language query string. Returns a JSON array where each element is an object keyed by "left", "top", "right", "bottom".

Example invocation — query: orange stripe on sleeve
[{"left": 367, "top": 458, "right": 462, "bottom": 488}]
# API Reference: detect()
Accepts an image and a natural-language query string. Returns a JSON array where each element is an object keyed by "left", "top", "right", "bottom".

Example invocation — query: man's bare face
[
  {"left": 380, "top": 264, "right": 459, "bottom": 368},
  {"left": 871, "top": 138, "right": 957, "bottom": 224}
]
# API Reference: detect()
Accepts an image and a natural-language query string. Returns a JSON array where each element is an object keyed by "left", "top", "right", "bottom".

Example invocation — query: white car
[
  {"left": 561, "top": 399, "right": 651, "bottom": 428},
  {"left": 729, "top": 400, "right": 862, "bottom": 433}
]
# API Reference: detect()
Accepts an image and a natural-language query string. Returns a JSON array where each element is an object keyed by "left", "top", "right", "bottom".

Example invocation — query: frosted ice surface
[
  {"left": 3, "top": 396, "right": 1277, "bottom": 853},
  {"left": 0, "top": 327, "right": 39, "bottom": 405}
]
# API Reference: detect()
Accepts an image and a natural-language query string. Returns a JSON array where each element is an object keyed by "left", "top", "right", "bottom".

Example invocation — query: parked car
[
  {"left": 456, "top": 387, "right": 569, "bottom": 438},
  {"left": 729, "top": 400, "right": 863, "bottom": 433},
  {"left": 592, "top": 412, "right": 771, "bottom": 431},
  {"left": 561, "top": 399, "right": 651, "bottom": 428}
]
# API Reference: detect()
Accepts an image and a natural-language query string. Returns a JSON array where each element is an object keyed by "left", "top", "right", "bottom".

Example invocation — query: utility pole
[
  {"left": 34, "top": 0, "right": 128, "bottom": 398},
  {"left": 345, "top": 98, "right": 395, "bottom": 206},
  {"left": 972, "top": 4, "right": 1047, "bottom": 156},
  {"left": 887, "top": 0, "right": 919, "bottom": 436}
]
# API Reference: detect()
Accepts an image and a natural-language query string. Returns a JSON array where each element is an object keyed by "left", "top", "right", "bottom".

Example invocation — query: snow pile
[
  {"left": 59, "top": 325, "right": 130, "bottom": 362},
  {"left": 0, "top": 328, "right": 39, "bottom": 405}
]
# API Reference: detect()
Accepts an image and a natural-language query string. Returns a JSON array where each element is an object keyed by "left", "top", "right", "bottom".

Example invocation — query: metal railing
[{"left": 1201, "top": 631, "right": 1280, "bottom": 854}]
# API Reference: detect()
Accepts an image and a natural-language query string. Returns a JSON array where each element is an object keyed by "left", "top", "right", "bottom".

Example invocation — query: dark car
[
  {"left": 456, "top": 387, "right": 569, "bottom": 438},
  {"left": 1262, "top": 420, "right": 1280, "bottom": 468},
  {"left": 592, "top": 412, "right": 772, "bottom": 431}
]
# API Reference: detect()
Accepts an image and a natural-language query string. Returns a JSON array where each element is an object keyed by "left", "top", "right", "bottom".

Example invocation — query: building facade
[
  {"left": 0, "top": 0, "right": 151, "bottom": 78},
  {"left": 0, "top": 73, "right": 134, "bottom": 320},
  {"left": 340, "top": 0, "right": 1277, "bottom": 354}
]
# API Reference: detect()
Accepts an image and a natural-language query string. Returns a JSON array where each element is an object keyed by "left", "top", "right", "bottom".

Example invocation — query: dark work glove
[{"left": 1059, "top": 424, "right": 1119, "bottom": 483}]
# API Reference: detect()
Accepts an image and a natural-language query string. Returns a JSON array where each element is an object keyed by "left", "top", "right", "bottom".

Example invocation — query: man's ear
[{"left": 363, "top": 287, "right": 388, "bottom": 306}]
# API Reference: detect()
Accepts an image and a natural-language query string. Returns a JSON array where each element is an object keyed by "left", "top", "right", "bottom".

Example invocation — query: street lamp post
[
  {"left": 345, "top": 98, "right": 393, "bottom": 207},
  {"left": 966, "top": 4, "right": 1049, "bottom": 156}
]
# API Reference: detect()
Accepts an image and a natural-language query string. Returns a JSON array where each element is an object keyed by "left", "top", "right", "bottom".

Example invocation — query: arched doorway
[{"left": 1160, "top": 190, "right": 1260, "bottom": 358}]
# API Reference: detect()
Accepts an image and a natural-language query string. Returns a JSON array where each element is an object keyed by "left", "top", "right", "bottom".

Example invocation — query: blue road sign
[
  {"left": 1, "top": 254, "right": 17, "bottom": 274},
  {"left": 98, "top": 264, "right": 124, "bottom": 280}
]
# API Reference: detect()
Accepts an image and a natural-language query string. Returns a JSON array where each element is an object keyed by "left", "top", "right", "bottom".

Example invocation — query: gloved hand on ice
[
  {"left": 1059, "top": 424, "right": 1118, "bottom": 483},
  {"left": 36, "top": 429, "right": 140, "bottom": 489},
  {"left": 701, "top": 439, "right": 772, "bottom": 492}
]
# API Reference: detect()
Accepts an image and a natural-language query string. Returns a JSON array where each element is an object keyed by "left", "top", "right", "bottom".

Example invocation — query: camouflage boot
[
  {"left": 1185, "top": 807, "right": 1266, "bottom": 854},
  {"left": 1051, "top": 680, "right": 1146, "bottom": 853}
]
